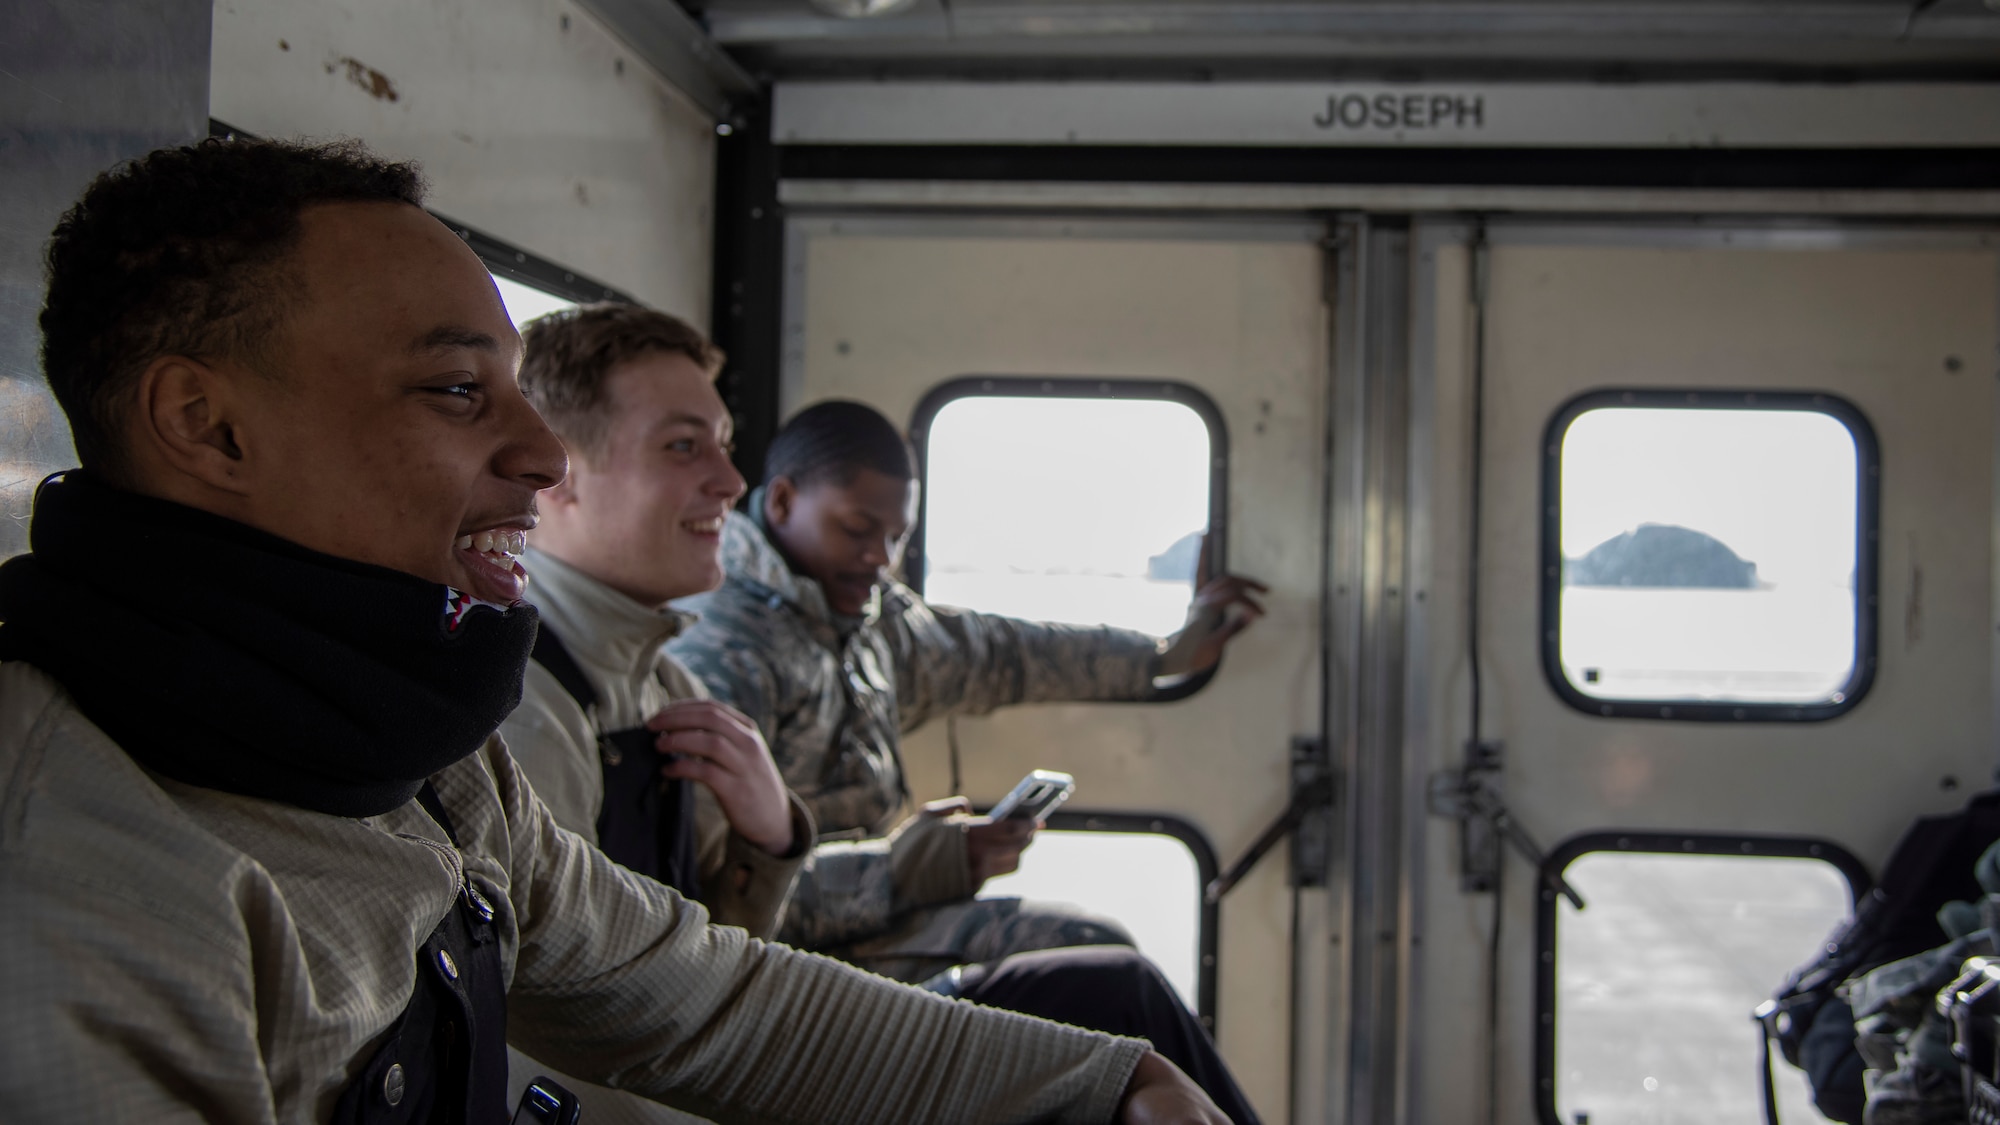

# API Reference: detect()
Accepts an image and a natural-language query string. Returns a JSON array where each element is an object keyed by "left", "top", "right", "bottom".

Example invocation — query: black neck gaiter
[{"left": 0, "top": 473, "right": 538, "bottom": 817}]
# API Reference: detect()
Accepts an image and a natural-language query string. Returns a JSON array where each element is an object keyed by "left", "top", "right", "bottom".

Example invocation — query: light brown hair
[{"left": 518, "top": 302, "right": 724, "bottom": 462}]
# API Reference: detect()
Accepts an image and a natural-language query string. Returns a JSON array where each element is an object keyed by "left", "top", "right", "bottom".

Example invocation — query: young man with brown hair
[
  {"left": 504, "top": 303, "right": 812, "bottom": 940},
  {"left": 506, "top": 304, "right": 1264, "bottom": 1124}
]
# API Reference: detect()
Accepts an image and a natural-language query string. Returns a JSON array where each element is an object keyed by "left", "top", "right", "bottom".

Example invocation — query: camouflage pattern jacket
[{"left": 668, "top": 507, "right": 1163, "bottom": 949}]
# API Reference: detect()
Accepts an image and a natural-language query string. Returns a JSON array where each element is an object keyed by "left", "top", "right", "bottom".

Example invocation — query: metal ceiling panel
[
  {"left": 695, "top": 0, "right": 2000, "bottom": 77},
  {"left": 707, "top": 0, "right": 2000, "bottom": 42}
]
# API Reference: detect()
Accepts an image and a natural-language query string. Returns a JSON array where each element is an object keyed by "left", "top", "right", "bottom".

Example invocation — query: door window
[
  {"left": 979, "top": 823, "right": 1208, "bottom": 1015},
  {"left": 912, "top": 378, "right": 1226, "bottom": 645},
  {"left": 492, "top": 274, "right": 579, "bottom": 330},
  {"left": 1541, "top": 839, "right": 1863, "bottom": 1125},
  {"left": 1542, "top": 391, "right": 1878, "bottom": 721}
]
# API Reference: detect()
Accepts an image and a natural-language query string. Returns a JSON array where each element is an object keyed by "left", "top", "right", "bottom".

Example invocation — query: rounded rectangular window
[
  {"left": 911, "top": 379, "right": 1226, "bottom": 644},
  {"left": 492, "top": 273, "right": 579, "bottom": 330},
  {"left": 1541, "top": 391, "right": 1878, "bottom": 721},
  {"left": 1537, "top": 839, "right": 1864, "bottom": 1125},
  {"left": 979, "top": 824, "right": 1208, "bottom": 1014}
]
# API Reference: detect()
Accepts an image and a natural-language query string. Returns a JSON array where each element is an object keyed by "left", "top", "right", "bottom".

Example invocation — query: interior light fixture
[{"left": 808, "top": 0, "right": 921, "bottom": 17}]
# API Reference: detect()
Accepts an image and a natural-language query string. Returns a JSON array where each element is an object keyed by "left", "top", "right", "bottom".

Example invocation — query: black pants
[{"left": 956, "top": 946, "right": 1263, "bottom": 1125}]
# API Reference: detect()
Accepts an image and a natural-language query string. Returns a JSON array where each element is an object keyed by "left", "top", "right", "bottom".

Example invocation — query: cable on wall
[{"left": 1467, "top": 217, "right": 1501, "bottom": 1125}]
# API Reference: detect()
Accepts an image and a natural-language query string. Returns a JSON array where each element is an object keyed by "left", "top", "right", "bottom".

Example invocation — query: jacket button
[
  {"left": 466, "top": 884, "right": 494, "bottom": 922},
  {"left": 436, "top": 948, "right": 459, "bottom": 981},
  {"left": 383, "top": 1062, "right": 406, "bottom": 1106}
]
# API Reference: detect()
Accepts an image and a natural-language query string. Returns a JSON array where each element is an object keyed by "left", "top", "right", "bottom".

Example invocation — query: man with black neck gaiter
[{"left": 0, "top": 137, "right": 1229, "bottom": 1125}]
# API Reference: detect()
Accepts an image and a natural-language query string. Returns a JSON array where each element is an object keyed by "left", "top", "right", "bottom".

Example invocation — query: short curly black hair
[
  {"left": 763, "top": 399, "right": 915, "bottom": 489},
  {"left": 40, "top": 137, "right": 426, "bottom": 480}
]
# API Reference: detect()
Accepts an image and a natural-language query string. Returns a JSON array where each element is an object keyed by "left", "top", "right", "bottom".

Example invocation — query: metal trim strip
[
  {"left": 570, "top": 0, "right": 756, "bottom": 120},
  {"left": 773, "top": 82, "right": 2000, "bottom": 149},
  {"left": 778, "top": 178, "right": 2000, "bottom": 217}
]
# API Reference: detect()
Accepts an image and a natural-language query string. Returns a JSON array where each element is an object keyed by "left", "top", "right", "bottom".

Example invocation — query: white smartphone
[{"left": 986, "top": 770, "right": 1075, "bottom": 823}]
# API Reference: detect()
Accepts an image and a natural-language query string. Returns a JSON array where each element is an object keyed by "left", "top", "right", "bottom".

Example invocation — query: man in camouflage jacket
[{"left": 670, "top": 401, "right": 1265, "bottom": 980}]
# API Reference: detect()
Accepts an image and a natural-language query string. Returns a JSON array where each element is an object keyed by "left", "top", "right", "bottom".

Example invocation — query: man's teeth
[
  {"left": 683, "top": 517, "right": 724, "bottom": 533},
  {"left": 454, "top": 529, "right": 527, "bottom": 560}
]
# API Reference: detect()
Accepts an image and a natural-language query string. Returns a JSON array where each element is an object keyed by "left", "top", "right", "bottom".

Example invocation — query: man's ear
[
  {"left": 764, "top": 476, "right": 796, "bottom": 527},
  {"left": 133, "top": 355, "right": 250, "bottom": 494}
]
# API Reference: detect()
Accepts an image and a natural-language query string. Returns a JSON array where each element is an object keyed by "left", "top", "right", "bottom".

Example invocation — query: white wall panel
[{"left": 211, "top": 0, "right": 715, "bottom": 320}]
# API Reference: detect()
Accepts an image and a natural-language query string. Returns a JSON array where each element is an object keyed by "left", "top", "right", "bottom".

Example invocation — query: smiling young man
[
  {"left": 496, "top": 304, "right": 816, "bottom": 1123},
  {"left": 505, "top": 305, "right": 1264, "bottom": 1124},
  {"left": 0, "top": 137, "right": 1228, "bottom": 1124},
  {"left": 669, "top": 401, "right": 1267, "bottom": 981},
  {"left": 502, "top": 304, "right": 810, "bottom": 937}
]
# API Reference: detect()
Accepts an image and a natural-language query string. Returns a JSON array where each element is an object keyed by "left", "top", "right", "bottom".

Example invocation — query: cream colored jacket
[
  {"left": 504, "top": 548, "right": 811, "bottom": 936},
  {"left": 501, "top": 550, "right": 812, "bottom": 1125},
  {"left": 0, "top": 660, "right": 1147, "bottom": 1123}
]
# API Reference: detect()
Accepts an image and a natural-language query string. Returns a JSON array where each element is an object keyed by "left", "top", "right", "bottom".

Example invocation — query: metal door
[
  {"left": 782, "top": 214, "right": 1331, "bottom": 1119},
  {"left": 1409, "top": 221, "right": 2000, "bottom": 1125}
]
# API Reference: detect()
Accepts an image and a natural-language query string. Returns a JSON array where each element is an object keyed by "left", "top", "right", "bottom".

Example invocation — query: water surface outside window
[{"left": 1558, "top": 407, "right": 1861, "bottom": 705}]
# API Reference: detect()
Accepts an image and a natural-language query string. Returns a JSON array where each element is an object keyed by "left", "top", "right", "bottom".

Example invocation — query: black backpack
[
  {"left": 530, "top": 627, "right": 703, "bottom": 897},
  {"left": 1760, "top": 790, "right": 2000, "bottom": 1123}
]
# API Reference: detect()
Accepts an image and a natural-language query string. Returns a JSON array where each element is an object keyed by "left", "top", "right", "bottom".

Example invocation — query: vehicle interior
[{"left": 9, "top": 2, "right": 2000, "bottom": 1122}]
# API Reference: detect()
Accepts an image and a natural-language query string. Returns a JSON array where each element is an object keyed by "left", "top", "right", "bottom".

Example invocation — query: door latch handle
[
  {"left": 1428, "top": 741, "right": 1585, "bottom": 910},
  {"left": 1206, "top": 736, "right": 1334, "bottom": 903}
]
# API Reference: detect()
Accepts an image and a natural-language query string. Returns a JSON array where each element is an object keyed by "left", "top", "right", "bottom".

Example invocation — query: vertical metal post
[
  {"left": 1323, "top": 216, "right": 1416, "bottom": 1125},
  {"left": 1991, "top": 248, "right": 2000, "bottom": 788},
  {"left": 710, "top": 95, "right": 785, "bottom": 486},
  {"left": 1318, "top": 214, "right": 1365, "bottom": 1125},
  {"left": 1399, "top": 218, "right": 1456, "bottom": 1125}
]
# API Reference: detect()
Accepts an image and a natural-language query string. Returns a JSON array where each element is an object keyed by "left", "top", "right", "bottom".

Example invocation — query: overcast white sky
[
  {"left": 1561, "top": 407, "right": 1858, "bottom": 589},
  {"left": 924, "top": 396, "right": 1212, "bottom": 578},
  {"left": 492, "top": 274, "right": 578, "bottom": 330}
]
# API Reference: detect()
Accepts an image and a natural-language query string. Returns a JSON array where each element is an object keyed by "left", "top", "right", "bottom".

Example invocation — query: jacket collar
[
  {"left": 723, "top": 492, "right": 884, "bottom": 634},
  {"left": 520, "top": 547, "right": 694, "bottom": 687}
]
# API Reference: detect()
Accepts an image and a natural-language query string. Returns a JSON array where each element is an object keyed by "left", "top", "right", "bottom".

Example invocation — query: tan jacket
[
  {"left": 504, "top": 547, "right": 811, "bottom": 936},
  {"left": 501, "top": 549, "right": 821, "bottom": 1125},
  {"left": 0, "top": 661, "right": 1148, "bottom": 1123}
]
